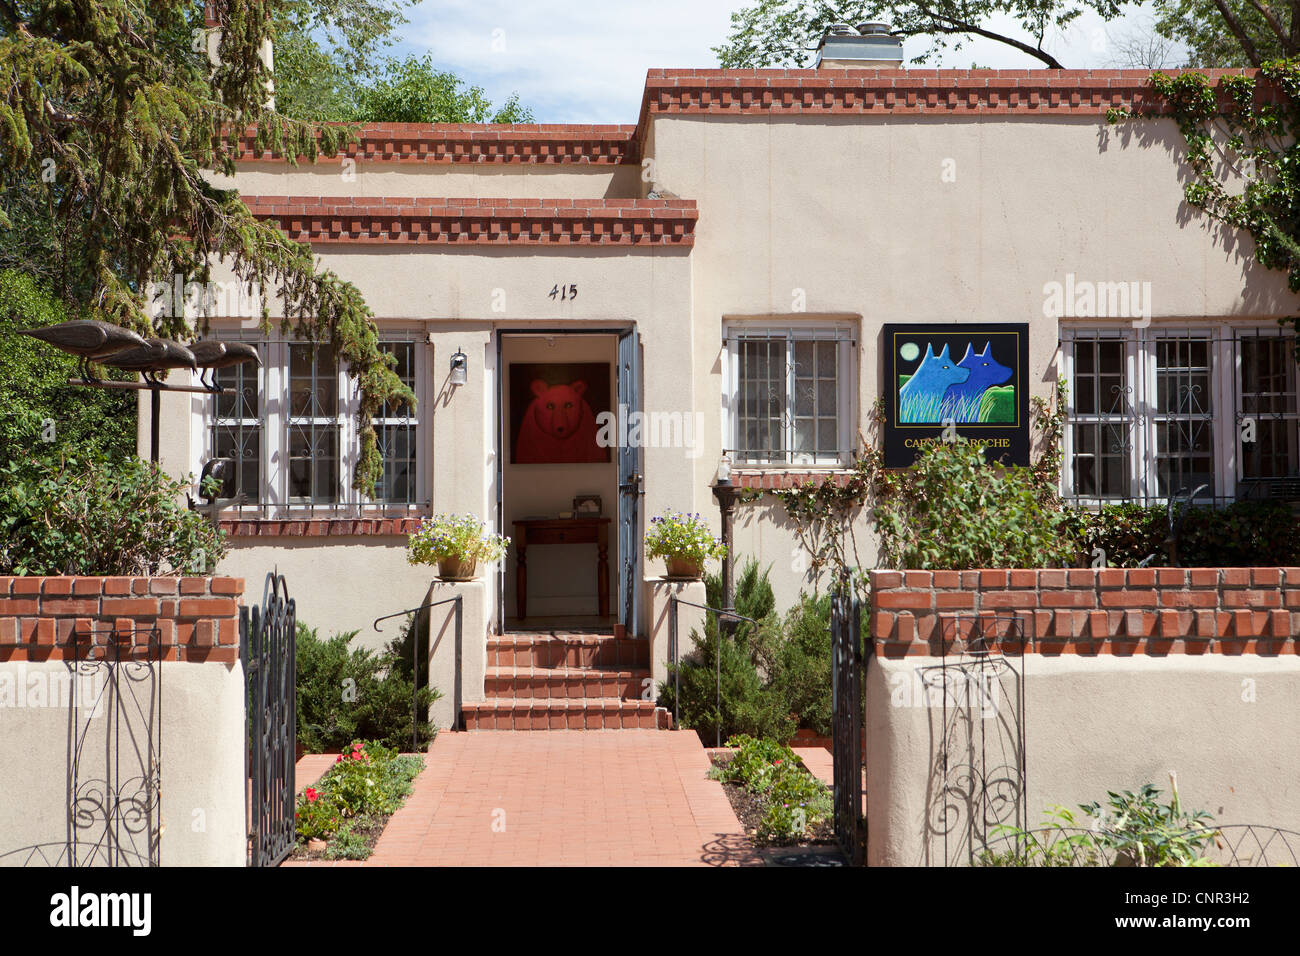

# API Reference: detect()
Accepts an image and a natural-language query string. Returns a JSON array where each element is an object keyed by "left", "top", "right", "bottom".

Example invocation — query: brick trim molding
[
  {"left": 0, "top": 576, "right": 245, "bottom": 663},
  {"left": 869, "top": 567, "right": 1298, "bottom": 657},
  {"left": 636, "top": 68, "right": 1274, "bottom": 126},
  {"left": 219, "top": 517, "right": 423, "bottom": 537},
  {"left": 242, "top": 196, "right": 698, "bottom": 246},
  {"left": 734, "top": 470, "right": 860, "bottom": 490},
  {"left": 232, "top": 124, "right": 640, "bottom": 165}
]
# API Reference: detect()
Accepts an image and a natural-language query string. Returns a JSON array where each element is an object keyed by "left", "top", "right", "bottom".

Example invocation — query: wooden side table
[{"left": 512, "top": 517, "right": 611, "bottom": 621}]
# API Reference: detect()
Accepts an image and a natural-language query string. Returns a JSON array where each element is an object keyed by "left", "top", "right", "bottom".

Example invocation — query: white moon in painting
[{"left": 899, "top": 342, "right": 920, "bottom": 362}]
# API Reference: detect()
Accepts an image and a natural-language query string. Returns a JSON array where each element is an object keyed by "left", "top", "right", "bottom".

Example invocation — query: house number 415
[{"left": 549, "top": 283, "right": 578, "bottom": 301}]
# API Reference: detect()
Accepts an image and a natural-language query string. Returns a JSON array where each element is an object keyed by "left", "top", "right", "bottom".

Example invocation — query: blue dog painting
[
  {"left": 898, "top": 343, "right": 969, "bottom": 423},
  {"left": 942, "top": 342, "right": 1013, "bottom": 423}
]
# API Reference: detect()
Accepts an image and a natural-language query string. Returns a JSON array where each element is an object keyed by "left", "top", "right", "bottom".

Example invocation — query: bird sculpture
[
  {"left": 97, "top": 338, "right": 198, "bottom": 385},
  {"left": 189, "top": 340, "right": 262, "bottom": 390},
  {"left": 20, "top": 319, "right": 148, "bottom": 382}
]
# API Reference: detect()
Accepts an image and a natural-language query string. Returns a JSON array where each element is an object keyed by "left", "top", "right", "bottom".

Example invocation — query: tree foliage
[
  {"left": 1153, "top": 0, "right": 1300, "bottom": 68},
  {"left": 713, "top": 0, "right": 1131, "bottom": 69},
  {"left": 350, "top": 53, "right": 534, "bottom": 124},
  {"left": 0, "top": 268, "right": 136, "bottom": 464},
  {"left": 0, "top": 0, "right": 411, "bottom": 494}
]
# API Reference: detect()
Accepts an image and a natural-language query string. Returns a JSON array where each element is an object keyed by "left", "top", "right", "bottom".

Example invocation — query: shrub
[
  {"left": 766, "top": 593, "right": 833, "bottom": 737},
  {"left": 295, "top": 618, "right": 442, "bottom": 753},
  {"left": 874, "top": 440, "right": 1078, "bottom": 569},
  {"left": 1080, "top": 500, "right": 1300, "bottom": 567},
  {"left": 0, "top": 452, "right": 225, "bottom": 575},
  {"left": 659, "top": 560, "right": 794, "bottom": 744}
]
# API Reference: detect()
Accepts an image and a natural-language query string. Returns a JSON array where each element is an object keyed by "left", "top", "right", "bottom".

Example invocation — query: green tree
[
  {"left": 713, "top": 0, "right": 1132, "bottom": 69},
  {"left": 0, "top": 269, "right": 135, "bottom": 465},
  {"left": 1153, "top": 0, "right": 1298, "bottom": 67},
  {"left": 0, "top": 0, "right": 410, "bottom": 495},
  {"left": 351, "top": 53, "right": 534, "bottom": 124},
  {"left": 271, "top": 0, "right": 415, "bottom": 122}
]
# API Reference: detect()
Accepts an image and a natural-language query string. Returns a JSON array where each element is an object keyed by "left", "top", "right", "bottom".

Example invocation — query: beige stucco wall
[
  {"left": 639, "top": 112, "right": 1299, "bottom": 608},
  {"left": 214, "top": 161, "right": 642, "bottom": 200},
  {"left": 865, "top": 654, "right": 1300, "bottom": 866},
  {"left": 0, "top": 660, "right": 246, "bottom": 867}
]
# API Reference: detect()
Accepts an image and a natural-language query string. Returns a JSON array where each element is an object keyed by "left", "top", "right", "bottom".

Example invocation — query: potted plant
[
  {"left": 645, "top": 511, "right": 726, "bottom": 580},
  {"left": 407, "top": 514, "right": 510, "bottom": 582}
]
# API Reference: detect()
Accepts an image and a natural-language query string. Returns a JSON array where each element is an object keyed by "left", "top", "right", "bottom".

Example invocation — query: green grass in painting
[{"left": 898, "top": 376, "right": 1015, "bottom": 424}]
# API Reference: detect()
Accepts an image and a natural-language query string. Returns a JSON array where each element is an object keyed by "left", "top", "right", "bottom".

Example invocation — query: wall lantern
[{"left": 449, "top": 347, "right": 468, "bottom": 386}]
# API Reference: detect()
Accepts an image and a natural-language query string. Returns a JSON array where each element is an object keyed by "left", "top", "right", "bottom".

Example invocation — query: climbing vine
[
  {"left": 762, "top": 381, "right": 1072, "bottom": 585},
  {"left": 1108, "top": 62, "right": 1300, "bottom": 354}
]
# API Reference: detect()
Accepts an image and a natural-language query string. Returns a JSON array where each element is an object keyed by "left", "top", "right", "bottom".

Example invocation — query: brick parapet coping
[
  {"left": 216, "top": 68, "right": 1270, "bottom": 167},
  {"left": 232, "top": 124, "right": 641, "bottom": 165},
  {"left": 240, "top": 196, "right": 697, "bottom": 246},
  {"left": 0, "top": 576, "right": 245, "bottom": 663},
  {"left": 869, "top": 567, "right": 1299, "bottom": 657},
  {"left": 219, "top": 518, "right": 422, "bottom": 537}
]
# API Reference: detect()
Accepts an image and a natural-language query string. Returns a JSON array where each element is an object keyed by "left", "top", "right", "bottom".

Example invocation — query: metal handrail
[
  {"left": 667, "top": 596, "right": 761, "bottom": 747},
  {"left": 374, "top": 595, "right": 464, "bottom": 749}
]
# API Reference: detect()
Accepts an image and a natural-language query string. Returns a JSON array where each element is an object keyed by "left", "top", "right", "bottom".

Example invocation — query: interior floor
[{"left": 503, "top": 614, "right": 617, "bottom": 633}]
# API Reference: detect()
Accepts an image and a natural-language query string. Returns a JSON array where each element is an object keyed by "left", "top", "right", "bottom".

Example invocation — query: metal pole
[
  {"left": 669, "top": 595, "right": 678, "bottom": 730},
  {"left": 412, "top": 610, "right": 419, "bottom": 754},
  {"left": 150, "top": 386, "right": 160, "bottom": 465},
  {"left": 454, "top": 596, "right": 463, "bottom": 732}
]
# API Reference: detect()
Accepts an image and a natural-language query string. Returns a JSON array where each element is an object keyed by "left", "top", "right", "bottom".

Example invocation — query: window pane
[{"left": 210, "top": 353, "right": 262, "bottom": 505}]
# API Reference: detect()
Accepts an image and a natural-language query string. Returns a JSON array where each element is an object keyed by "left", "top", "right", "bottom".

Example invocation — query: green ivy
[{"left": 1111, "top": 63, "right": 1300, "bottom": 353}]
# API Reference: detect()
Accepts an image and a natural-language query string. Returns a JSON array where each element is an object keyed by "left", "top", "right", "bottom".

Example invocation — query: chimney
[{"left": 815, "top": 22, "right": 904, "bottom": 69}]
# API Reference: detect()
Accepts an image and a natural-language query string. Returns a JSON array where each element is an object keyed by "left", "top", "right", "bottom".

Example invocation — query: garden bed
[
  {"left": 287, "top": 741, "right": 424, "bottom": 862},
  {"left": 708, "top": 737, "right": 836, "bottom": 849}
]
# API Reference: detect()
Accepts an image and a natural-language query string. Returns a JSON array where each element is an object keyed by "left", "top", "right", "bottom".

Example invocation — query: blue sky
[{"left": 389, "top": 2, "right": 1184, "bottom": 124}]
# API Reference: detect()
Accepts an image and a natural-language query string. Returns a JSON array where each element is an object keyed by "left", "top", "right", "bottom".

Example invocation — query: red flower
[
  {"left": 305, "top": 788, "right": 319, "bottom": 802},
  {"left": 335, "top": 754, "right": 343, "bottom": 763}
]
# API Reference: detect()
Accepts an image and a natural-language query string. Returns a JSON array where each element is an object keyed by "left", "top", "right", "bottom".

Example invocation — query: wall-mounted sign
[{"left": 881, "top": 323, "right": 1030, "bottom": 467}]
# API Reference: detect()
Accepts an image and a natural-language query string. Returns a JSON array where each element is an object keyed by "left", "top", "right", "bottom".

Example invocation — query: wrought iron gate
[
  {"left": 922, "top": 612, "right": 1027, "bottom": 866},
  {"left": 830, "top": 587, "right": 865, "bottom": 865},
  {"left": 241, "top": 574, "right": 297, "bottom": 867}
]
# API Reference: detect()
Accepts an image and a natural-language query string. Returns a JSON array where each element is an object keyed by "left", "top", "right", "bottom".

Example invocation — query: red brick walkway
[{"left": 288, "top": 730, "right": 757, "bottom": 866}]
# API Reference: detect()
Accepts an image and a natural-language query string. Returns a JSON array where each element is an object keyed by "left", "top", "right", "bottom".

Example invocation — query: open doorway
[{"left": 499, "top": 331, "right": 619, "bottom": 632}]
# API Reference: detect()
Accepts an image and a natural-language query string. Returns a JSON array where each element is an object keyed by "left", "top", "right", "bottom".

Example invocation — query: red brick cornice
[
  {"left": 232, "top": 124, "right": 640, "bottom": 166},
  {"left": 635, "top": 67, "right": 1271, "bottom": 126},
  {"left": 241, "top": 196, "right": 698, "bottom": 246}
]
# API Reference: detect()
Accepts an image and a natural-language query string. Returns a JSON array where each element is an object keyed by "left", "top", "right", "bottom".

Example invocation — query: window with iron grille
[
  {"left": 725, "top": 326, "right": 856, "bottom": 466},
  {"left": 201, "top": 335, "right": 426, "bottom": 515},
  {"left": 1062, "top": 325, "right": 1299, "bottom": 505}
]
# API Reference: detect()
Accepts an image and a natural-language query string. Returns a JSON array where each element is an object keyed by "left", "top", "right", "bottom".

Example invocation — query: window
[
  {"left": 201, "top": 335, "right": 426, "bottom": 515},
  {"left": 1062, "top": 325, "right": 1299, "bottom": 504},
  {"left": 724, "top": 325, "right": 855, "bottom": 466}
]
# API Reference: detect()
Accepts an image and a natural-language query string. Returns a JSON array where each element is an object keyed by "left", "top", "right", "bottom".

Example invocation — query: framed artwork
[
  {"left": 509, "top": 362, "right": 612, "bottom": 464},
  {"left": 881, "top": 323, "right": 1030, "bottom": 467},
  {"left": 573, "top": 494, "right": 602, "bottom": 516}
]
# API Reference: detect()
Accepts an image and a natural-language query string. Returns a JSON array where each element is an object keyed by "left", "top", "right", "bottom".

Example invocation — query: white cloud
[{"left": 391, "top": 2, "right": 1187, "bottom": 123}]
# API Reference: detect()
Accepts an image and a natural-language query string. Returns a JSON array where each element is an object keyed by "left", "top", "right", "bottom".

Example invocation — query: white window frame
[
  {"left": 1061, "top": 322, "right": 1298, "bottom": 505},
  {"left": 722, "top": 322, "right": 857, "bottom": 468},
  {"left": 193, "top": 330, "right": 429, "bottom": 516}
]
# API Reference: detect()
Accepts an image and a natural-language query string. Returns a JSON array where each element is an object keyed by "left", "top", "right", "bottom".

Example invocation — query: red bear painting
[{"left": 510, "top": 363, "right": 611, "bottom": 464}]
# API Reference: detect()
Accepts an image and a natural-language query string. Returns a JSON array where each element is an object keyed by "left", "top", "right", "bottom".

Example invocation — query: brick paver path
[{"left": 291, "top": 730, "right": 757, "bottom": 867}]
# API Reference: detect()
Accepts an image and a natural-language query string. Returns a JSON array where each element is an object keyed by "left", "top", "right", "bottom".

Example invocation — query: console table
[{"left": 512, "top": 517, "right": 611, "bottom": 621}]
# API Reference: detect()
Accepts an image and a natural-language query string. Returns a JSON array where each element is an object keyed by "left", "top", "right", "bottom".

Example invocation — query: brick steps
[
  {"left": 468, "top": 632, "right": 658, "bottom": 730},
  {"left": 485, "top": 666, "right": 650, "bottom": 701},
  {"left": 463, "top": 698, "right": 658, "bottom": 731}
]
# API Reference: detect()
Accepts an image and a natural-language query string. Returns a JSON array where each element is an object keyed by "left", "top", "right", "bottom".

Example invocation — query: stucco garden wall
[
  {"left": 0, "top": 576, "right": 248, "bottom": 866},
  {"left": 864, "top": 568, "right": 1300, "bottom": 866}
]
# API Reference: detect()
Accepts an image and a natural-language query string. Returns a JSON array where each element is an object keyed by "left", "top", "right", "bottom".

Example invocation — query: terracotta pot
[
  {"left": 437, "top": 555, "right": 479, "bottom": 581},
  {"left": 307, "top": 838, "right": 327, "bottom": 852},
  {"left": 664, "top": 556, "right": 705, "bottom": 580}
]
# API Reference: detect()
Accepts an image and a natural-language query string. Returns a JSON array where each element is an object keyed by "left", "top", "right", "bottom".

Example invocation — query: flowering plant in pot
[
  {"left": 645, "top": 511, "right": 726, "bottom": 580},
  {"left": 407, "top": 514, "right": 510, "bottom": 581}
]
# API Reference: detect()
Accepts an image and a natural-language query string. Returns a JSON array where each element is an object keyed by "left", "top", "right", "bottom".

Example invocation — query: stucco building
[{"left": 145, "top": 38, "right": 1298, "bottom": 727}]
